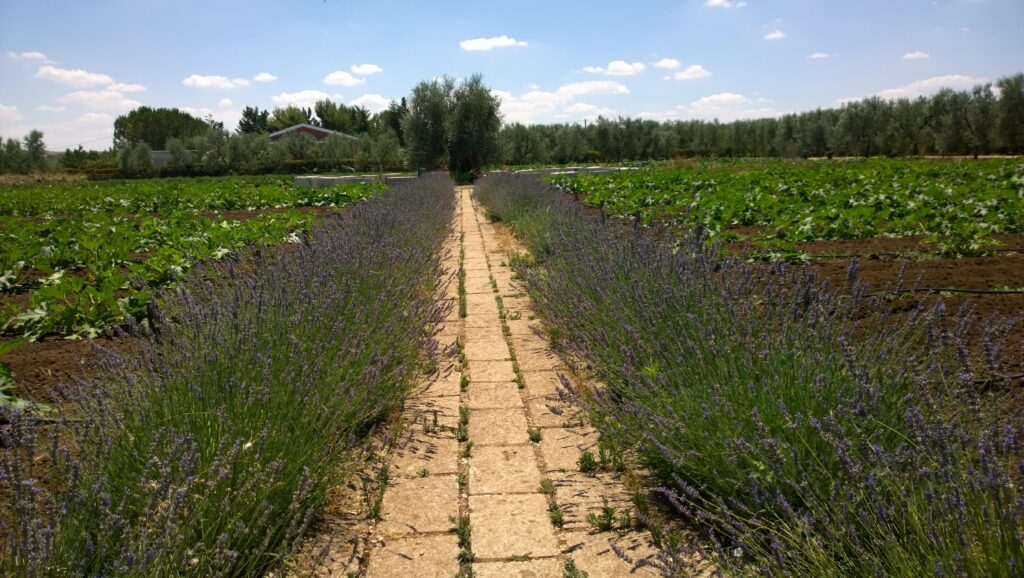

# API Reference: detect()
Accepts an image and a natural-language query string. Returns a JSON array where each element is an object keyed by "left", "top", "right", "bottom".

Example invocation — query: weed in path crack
[
  {"left": 577, "top": 450, "right": 599, "bottom": 474},
  {"left": 460, "top": 374, "right": 469, "bottom": 391},
  {"left": 462, "top": 441, "right": 474, "bottom": 458},
  {"left": 528, "top": 427, "right": 542, "bottom": 443},
  {"left": 549, "top": 503, "right": 565, "bottom": 528},
  {"left": 450, "top": 514, "right": 474, "bottom": 564},
  {"left": 364, "top": 463, "right": 390, "bottom": 520},
  {"left": 587, "top": 497, "right": 630, "bottom": 532},
  {"left": 563, "top": 559, "right": 589, "bottom": 578}
]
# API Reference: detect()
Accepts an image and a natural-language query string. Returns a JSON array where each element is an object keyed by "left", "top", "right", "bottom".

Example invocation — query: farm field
[
  {"left": 0, "top": 176, "right": 380, "bottom": 404},
  {"left": 477, "top": 169, "right": 1023, "bottom": 576}
]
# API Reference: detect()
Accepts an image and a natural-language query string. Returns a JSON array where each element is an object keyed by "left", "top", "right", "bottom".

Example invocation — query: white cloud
[
  {"left": 492, "top": 81, "right": 629, "bottom": 124},
  {"left": 874, "top": 74, "right": 983, "bottom": 99},
  {"left": 323, "top": 71, "right": 366, "bottom": 87},
  {"left": 764, "top": 30, "right": 786, "bottom": 41},
  {"left": 582, "top": 60, "right": 646, "bottom": 76},
  {"left": 37, "top": 105, "right": 67, "bottom": 113},
  {"left": 7, "top": 51, "right": 49, "bottom": 62},
  {"left": 182, "top": 74, "right": 249, "bottom": 89},
  {"left": 183, "top": 107, "right": 243, "bottom": 131},
  {"left": 253, "top": 72, "right": 278, "bottom": 82},
  {"left": 218, "top": 98, "right": 233, "bottom": 108},
  {"left": 563, "top": 102, "right": 616, "bottom": 119},
  {"left": 0, "top": 104, "right": 22, "bottom": 122},
  {"left": 76, "top": 112, "right": 113, "bottom": 124},
  {"left": 638, "top": 93, "right": 785, "bottom": 122},
  {"left": 272, "top": 90, "right": 331, "bottom": 109},
  {"left": 808, "top": 52, "right": 830, "bottom": 59},
  {"left": 59, "top": 90, "right": 142, "bottom": 112},
  {"left": 351, "top": 64, "right": 383, "bottom": 75},
  {"left": 705, "top": 0, "right": 747, "bottom": 7},
  {"left": 108, "top": 82, "right": 146, "bottom": 93},
  {"left": 668, "top": 64, "right": 712, "bottom": 80},
  {"left": 36, "top": 65, "right": 113, "bottom": 87},
  {"left": 350, "top": 93, "right": 393, "bottom": 113},
  {"left": 902, "top": 51, "right": 930, "bottom": 60},
  {"left": 654, "top": 58, "right": 681, "bottom": 70},
  {"left": 459, "top": 35, "right": 528, "bottom": 51}
]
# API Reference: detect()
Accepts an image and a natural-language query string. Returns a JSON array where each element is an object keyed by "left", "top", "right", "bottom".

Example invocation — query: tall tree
[
  {"left": 23, "top": 130, "right": 47, "bottom": 172},
  {"left": 237, "top": 106, "right": 270, "bottom": 134},
  {"left": 113, "top": 107, "right": 209, "bottom": 150},
  {"left": 996, "top": 73, "right": 1024, "bottom": 153},
  {"left": 403, "top": 76, "right": 454, "bottom": 170},
  {"left": 268, "top": 106, "right": 314, "bottom": 132},
  {"left": 446, "top": 74, "right": 502, "bottom": 174}
]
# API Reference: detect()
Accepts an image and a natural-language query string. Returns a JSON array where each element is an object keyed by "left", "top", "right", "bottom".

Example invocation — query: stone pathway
[{"left": 359, "top": 186, "right": 661, "bottom": 577}]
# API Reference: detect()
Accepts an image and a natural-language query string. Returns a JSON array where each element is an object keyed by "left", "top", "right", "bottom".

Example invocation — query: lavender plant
[
  {"left": 1, "top": 174, "right": 455, "bottom": 576},
  {"left": 475, "top": 173, "right": 1022, "bottom": 577}
]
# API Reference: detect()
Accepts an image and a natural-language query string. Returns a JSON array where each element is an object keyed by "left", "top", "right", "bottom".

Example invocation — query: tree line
[
  {"left": 1, "top": 72, "right": 1021, "bottom": 176},
  {"left": 498, "top": 73, "right": 1024, "bottom": 164}
]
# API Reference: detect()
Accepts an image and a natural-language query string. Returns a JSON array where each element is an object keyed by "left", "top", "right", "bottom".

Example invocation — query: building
[{"left": 267, "top": 123, "right": 358, "bottom": 142}]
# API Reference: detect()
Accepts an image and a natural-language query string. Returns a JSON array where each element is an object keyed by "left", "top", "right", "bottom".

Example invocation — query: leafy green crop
[
  {"left": 551, "top": 158, "right": 1024, "bottom": 256},
  {"left": 0, "top": 175, "right": 382, "bottom": 340}
]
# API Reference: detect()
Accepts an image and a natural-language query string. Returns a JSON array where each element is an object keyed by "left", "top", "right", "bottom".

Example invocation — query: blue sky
[{"left": 1, "top": 0, "right": 1021, "bottom": 150}]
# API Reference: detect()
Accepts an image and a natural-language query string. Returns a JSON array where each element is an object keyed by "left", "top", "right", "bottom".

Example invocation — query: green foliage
[
  {"left": 237, "top": 106, "right": 270, "bottom": 135},
  {"left": 268, "top": 106, "right": 314, "bottom": 132},
  {"left": 403, "top": 76, "right": 454, "bottom": 170},
  {"left": 553, "top": 158, "right": 1024, "bottom": 255},
  {"left": 0, "top": 175, "right": 382, "bottom": 340},
  {"left": 447, "top": 74, "right": 502, "bottom": 174},
  {"left": 113, "top": 107, "right": 208, "bottom": 150}
]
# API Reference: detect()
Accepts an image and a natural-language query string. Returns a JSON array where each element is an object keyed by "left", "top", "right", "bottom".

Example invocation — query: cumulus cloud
[
  {"left": 666, "top": 64, "right": 711, "bottom": 81},
  {"left": 562, "top": 102, "right": 616, "bottom": 119},
  {"left": 492, "top": 81, "right": 629, "bottom": 124},
  {"left": 272, "top": 90, "right": 332, "bottom": 108},
  {"left": 0, "top": 104, "right": 22, "bottom": 122},
  {"left": 874, "top": 74, "right": 983, "bottom": 99},
  {"left": 654, "top": 58, "right": 681, "bottom": 70},
  {"left": 253, "top": 72, "right": 278, "bottom": 82},
  {"left": 59, "top": 90, "right": 142, "bottom": 112},
  {"left": 37, "top": 105, "right": 67, "bottom": 113},
  {"left": 183, "top": 107, "right": 242, "bottom": 131},
  {"left": 351, "top": 64, "right": 383, "bottom": 75},
  {"left": 808, "top": 52, "right": 830, "bottom": 59},
  {"left": 764, "top": 30, "right": 786, "bottom": 41},
  {"left": 902, "top": 51, "right": 930, "bottom": 60},
  {"left": 638, "top": 93, "right": 784, "bottom": 122},
  {"left": 182, "top": 74, "right": 249, "bottom": 89},
  {"left": 218, "top": 98, "right": 233, "bottom": 108},
  {"left": 7, "top": 51, "right": 49, "bottom": 62},
  {"left": 109, "top": 82, "right": 146, "bottom": 92},
  {"left": 459, "top": 35, "right": 528, "bottom": 51},
  {"left": 76, "top": 112, "right": 113, "bottom": 124},
  {"left": 582, "top": 60, "right": 646, "bottom": 76},
  {"left": 350, "top": 94, "right": 393, "bottom": 113},
  {"left": 323, "top": 71, "right": 366, "bottom": 87},
  {"left": 705, "top": 0, "right": 747, "bottom": 7},
  {"left": 36, "top": 65, "right": 113, "bottom": 87}
]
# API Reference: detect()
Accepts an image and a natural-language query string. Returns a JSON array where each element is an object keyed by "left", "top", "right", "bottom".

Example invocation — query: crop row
[
  {"left": 0, "top": 176, "right": 382, "bottom": 340},
  {"left": 551, "top": 158, "right": 1024, "bottom": 256},
  {"left": 1, "top": 174, "right": 454, "bottom": 576},
  {"left": 476, "top": 173, "right": 1021, "bottom": 577}
]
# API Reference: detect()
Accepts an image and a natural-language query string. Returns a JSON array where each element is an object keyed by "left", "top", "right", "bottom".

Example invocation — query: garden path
[{"left": 328, "top": 186, "right": 661, "bottom": 577}]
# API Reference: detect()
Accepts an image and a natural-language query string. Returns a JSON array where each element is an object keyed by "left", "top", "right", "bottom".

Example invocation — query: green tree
[
  {"left": 446, "top": 74, "right": 502, "bottom": 174},
  {"left": 403, "top": 76, "right": 454, "bottom": 170},
  {"left": 237, "top": 106, "right": 270, "bottom": 134},
  {"left": 23, "top": 130, "right": 47, "bottom": 172},
  {"left": 268, "top": 106, "right": 314, "bottom": 132},
  {"left": 3, "top": 138, "right": 28, "bottom": 174},
  {"left": 315, "top": 100, "right": 352, "bottom": 133},
  {"left": 357, "top": 130, "right": 402, "bottom": 173},
  {"left": 113, "top": 107, "right": 208, "bottom": 150},
  {"left": 996, "top": 73, "right": 1024, "bottom": 153}
]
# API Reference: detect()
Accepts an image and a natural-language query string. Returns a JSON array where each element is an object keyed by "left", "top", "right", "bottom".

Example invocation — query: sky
[{"left": 0, "top": 0, "right": 1022, "bottom": 150}]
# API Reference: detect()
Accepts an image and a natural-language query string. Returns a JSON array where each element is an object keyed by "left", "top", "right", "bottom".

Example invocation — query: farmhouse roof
[{"left": 267, "top": 123, "right": 358, "bottom": 141}]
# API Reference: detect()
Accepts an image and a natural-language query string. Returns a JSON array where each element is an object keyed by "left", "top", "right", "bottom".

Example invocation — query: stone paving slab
[
  {"left": 521, "top": 371, "right": 565, "bottom": 399},
  {"left": 469, "top": 493, "right": 561, "bottom": 559},
  {"left": 417, "top": 370, "right": 461, "bottom": 398},
  {"left": 527, "top": 397, "right": 573, "bottom": 428},
  {"left": 538, "top": 427, "right": 599, "bottom": 472},
  {"left": 463, "top": 257, "right": 490, "bottom": 271},
  {"left": 468, "top": 408, "right": 530, "bottom": 446},
  {"left": 390, "top": 429, "right": 459, "bottom": 477},
  {"left": 365, "top": 534, "right": 460, "bottom": 578},
  {"left": 469, "top": 444, "right": 544, "bottom": 495},
  {"left": 467, "top": 382, "right": 524, "bottom": 410},
  {"left": 473, "top": 558, "right": 563, "bottom": 578},
  {"left": 464, "top": 333, "right": 511, "bottom": 362},
  {"left": 407, "top": 395, "right": 460, "bottom": 429},
  {"left": 378, "top": 475, "right": 459, "bottom": 537},
  {"left": 562, "top": 531, "right": 660, "bottom": 577},
  {"left": 465, "top": 274, "right": 494, "bottom": 294},
  {"left": 464, "top": 312, "right": 502, "bottom": 328},
  {"left": 469, "top": 360, "right": 516, "bottom": 382}
]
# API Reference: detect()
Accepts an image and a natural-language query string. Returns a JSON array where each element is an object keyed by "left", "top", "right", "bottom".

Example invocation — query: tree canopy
[{"left": 113, "top": 107, "right": 209, "bottom": 150}]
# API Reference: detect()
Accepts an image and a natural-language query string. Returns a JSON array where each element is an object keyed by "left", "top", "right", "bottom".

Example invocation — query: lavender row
[
  {"left": 1, "top": 174, "right": 455, "bottom": 576},
  {"left": 475, "top": 173, "right": 1022, "bottom": 577}
]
